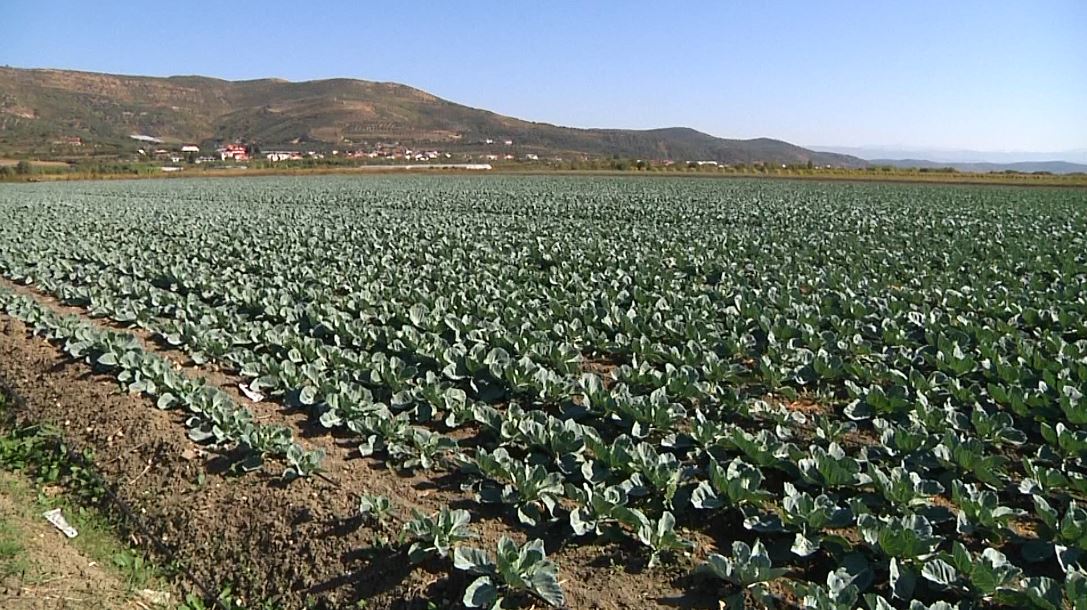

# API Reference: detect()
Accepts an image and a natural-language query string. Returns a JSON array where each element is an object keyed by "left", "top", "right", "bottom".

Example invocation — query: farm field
[{"left": 0, "top": 175, "right": 1085, "bottom": 609}]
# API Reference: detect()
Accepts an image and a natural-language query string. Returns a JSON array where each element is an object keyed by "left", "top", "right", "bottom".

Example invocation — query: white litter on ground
[
  {"left": 42, "top": 507, "right": 78, "bottom": 538},
  {"left": 239, "top": 383, "right": 264, "bottom": 403}
]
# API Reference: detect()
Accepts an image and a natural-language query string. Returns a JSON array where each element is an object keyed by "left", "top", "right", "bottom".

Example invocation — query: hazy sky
[{"left": 3, "top": 1, "right": 1085, "bottom": 152}]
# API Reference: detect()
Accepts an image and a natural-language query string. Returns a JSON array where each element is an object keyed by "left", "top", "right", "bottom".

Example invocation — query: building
[
  {"left": 217, "top": 144, "right": 249, "bottom": 161},
  {"left": 265, "top": 151, "right": 302, "bottom": 162},
  {"left": 181, "top": 145, "right": 200, "bottom": 153}
]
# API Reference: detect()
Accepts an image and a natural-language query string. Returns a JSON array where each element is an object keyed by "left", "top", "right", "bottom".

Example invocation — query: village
[{"left": 128, "top": 134, "right": 543, "bottom": 168}]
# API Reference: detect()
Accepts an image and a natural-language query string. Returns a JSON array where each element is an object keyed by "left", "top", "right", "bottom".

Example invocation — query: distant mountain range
[
  {"left": 0, "top": 66, "right": 863, "bottom": 166},
  {"left": 812, "top": 145, "right": 1087, "bottom": 174},
  {"left": 868, "top": 159, "right": 1087, "bottom": 174}
]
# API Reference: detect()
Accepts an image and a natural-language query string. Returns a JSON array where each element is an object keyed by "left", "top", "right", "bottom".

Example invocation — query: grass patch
[
  {"left": 1, "top": 368, "right": 298, "bottom": 608},
  {"left": 0, "top": 517, "right": 29, "bottom": 579},
  {"left": 0, "top": 390, "right": 171, "bottom": 599}
]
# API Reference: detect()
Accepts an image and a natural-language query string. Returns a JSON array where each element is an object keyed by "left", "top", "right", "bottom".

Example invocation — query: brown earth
[
  {"left": 579, "top": 355, "right": 621, "bottom": 391},
  {"left": 780, "top": 397, "right": 831, "bottom": 417},
  {"left": 0, "top": 159, "right": 69, "bottom": 168},
  {"left": 0, "top": 473, "right": 161, "bottom": 610},
  {"left": 0, "top": 283, "right": 721, "bottom": 608}
]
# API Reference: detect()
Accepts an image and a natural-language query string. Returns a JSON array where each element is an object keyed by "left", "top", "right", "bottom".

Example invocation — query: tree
[{"left": 15, "top": 160, "right": 32, "bottom": 175}]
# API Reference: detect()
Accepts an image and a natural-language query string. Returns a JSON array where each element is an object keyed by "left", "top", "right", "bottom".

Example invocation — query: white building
[{"left": 265, "top": 151, "right": 302, "bottom": 162}]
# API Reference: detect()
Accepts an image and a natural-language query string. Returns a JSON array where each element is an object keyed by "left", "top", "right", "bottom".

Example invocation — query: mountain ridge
[
  {"left": 869, "top": 158, "right": 1087, "bottom": 175},
  {"left": 0, "top": 66, "right": 864, "bottom": 166},
  {"left": 811, "top": 144, "right": 1087, "bottom": 167}
]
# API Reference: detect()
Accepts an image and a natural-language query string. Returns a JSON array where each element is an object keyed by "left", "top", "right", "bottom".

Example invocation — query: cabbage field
[{"left": 0, "top": 175, "right": 1085, "bottom": 609}]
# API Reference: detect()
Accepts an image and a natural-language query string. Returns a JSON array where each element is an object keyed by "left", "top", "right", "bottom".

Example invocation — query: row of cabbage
[
  {"left": 0, "top": 176, "right": 1085, "bottom": 608},
  {"left": 0, "top": 288, "right": 323, "bottom": 477}
]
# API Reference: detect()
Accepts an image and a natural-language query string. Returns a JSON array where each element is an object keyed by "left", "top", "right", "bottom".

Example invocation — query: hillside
[
  {"left": 0, "top": 67, "right": 864, "bottom": 166},
  {"left": 870, "top": 158, "right": 1087, "bottom": 175}
]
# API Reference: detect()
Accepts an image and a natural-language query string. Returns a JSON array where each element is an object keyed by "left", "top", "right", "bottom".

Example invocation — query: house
[
  {"left": 503, "top": 139, "right": 513, "bottom": 146},
  {"left": 524, "top": 154, "right": 539, "bottom": 161},
  {"left": 180, "top": 145, "right": 200, "bottom": 153},
  {"left": 217, "top": 144, "right": 249, "bottom": 161},
  {"left": 265, "top": 151, "right": 302, "bottom": 162}
]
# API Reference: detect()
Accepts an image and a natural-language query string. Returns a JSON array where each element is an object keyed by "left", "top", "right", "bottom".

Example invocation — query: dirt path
[
  {"left": 0, "top": 311, "right": 404, "bottom": 607},
  {"left": 0, "top": 277, "right": 460, "bottom": 517},
  {"left": 0, "top": 472, "right": 167, "bottom": 610},
  {"left": 0, "top": 282, "right": 710, "bottom": 609}
]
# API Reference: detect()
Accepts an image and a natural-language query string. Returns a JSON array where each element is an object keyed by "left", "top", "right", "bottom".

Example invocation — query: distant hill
[
  {"left": 870, "top": 158, "right": 1087, "bottom": 175},
  {"left": 0, "top": 66, "right": 864, "bottom": 166},
  {"left": 811, "top": 145, "right": 1087, "bottom": 166}
]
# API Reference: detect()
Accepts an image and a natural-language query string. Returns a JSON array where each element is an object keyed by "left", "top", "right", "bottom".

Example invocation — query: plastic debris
[
  {"left": 43, "top": 508, "right": 78, "bottom": 538},
  {"left": 239, "top": 383, "right": 264, "bottom": 403}
]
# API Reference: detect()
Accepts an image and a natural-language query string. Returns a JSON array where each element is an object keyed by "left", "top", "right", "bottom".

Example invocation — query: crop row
[{"left": 0, "top": 176, "right": 1085, "bottom": 608}]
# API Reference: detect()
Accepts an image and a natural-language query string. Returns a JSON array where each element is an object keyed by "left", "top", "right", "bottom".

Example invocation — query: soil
[
  {"left": 579, "top": 355, "right": 621, "bottom": 390},
  {"left": 0, "top": 286, "right": 720, "bottom": 608},
  {"left": 1009, "top": 518, "right": 1040, "bottom": 540},
  {"left": 927, "top": 493, "right": 957, "bottom": 512},
  {"left": 0, "top": 473, "right": 157, "bottom": 610},
  {"left": 779, "top": 397, "right": 831, "bottom": 417}
]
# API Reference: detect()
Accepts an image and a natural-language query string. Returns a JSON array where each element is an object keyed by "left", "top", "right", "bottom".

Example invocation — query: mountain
[
  {"left": 810, "top": 145, "right": 1087, "bottom": 167},
  {"left": 868, "top": 159, "right": 1087, "bottom": 175},
  {"left": 0, "top": 66, "right": 864, "bottom": 166}
]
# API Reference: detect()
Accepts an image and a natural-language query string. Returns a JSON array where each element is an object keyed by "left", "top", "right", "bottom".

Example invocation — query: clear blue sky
[{"left": 2, "top": 1, "right": 1084, "bottom": 153}]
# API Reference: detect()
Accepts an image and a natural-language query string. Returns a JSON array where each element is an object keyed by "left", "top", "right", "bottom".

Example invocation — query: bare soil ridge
[{"left": 0, "top": 278, "right": 710, "bottom": 608}]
